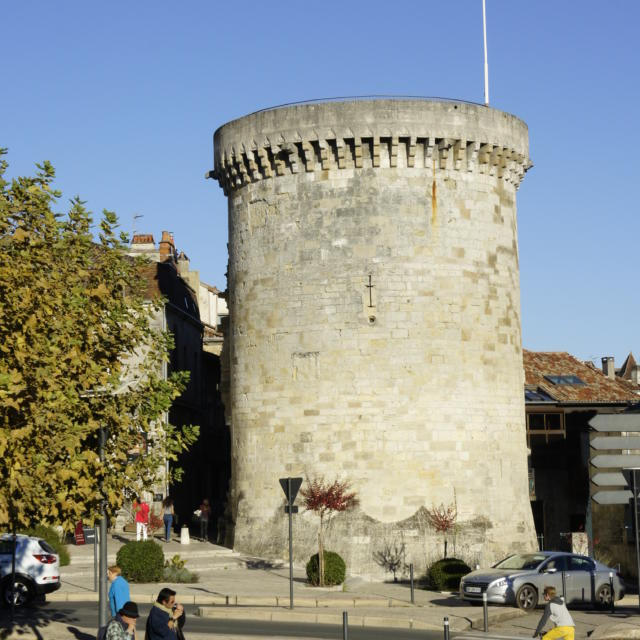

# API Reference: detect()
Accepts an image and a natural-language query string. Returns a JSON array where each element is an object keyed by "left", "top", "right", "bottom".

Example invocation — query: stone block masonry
[{"left": 211, "top": 98, "right": 537, "bottom": 577}]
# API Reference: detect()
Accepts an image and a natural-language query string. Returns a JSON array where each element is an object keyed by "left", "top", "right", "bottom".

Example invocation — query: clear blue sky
[{"left": 2, "top": 1, "right": 638, "bottom": 366}]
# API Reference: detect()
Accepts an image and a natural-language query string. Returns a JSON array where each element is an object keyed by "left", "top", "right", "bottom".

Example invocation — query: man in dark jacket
[{"left": 145, "top": 587, "right": 186, "bottom": 639}]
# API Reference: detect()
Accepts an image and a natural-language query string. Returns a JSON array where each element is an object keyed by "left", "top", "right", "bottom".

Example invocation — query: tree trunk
[
  {"left": 318, "top": 512, "right": 325, "bottom": 587},
  {"left": 444, "top": 537, "right": 448, "bottom": 558}
]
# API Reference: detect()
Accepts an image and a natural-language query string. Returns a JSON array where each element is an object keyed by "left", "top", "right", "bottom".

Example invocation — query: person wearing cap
[{"left": 104, "top": 600, "right": 139, "bottom": 639}]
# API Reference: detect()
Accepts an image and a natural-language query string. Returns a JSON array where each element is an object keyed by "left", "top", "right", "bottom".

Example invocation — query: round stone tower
[{"left": 212, "top": 99, "right": 536, "bottom": 576}]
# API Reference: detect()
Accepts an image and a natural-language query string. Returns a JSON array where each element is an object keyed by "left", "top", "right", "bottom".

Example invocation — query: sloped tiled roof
[
  {"left": 618, "top": 352, "right": 638, "bottom": 380},
  {"left": 523, "top": 350, "right": 639, "bottom": 404},
  {"left": 132, "top": 234, "right": 155, "bottom": 244}
]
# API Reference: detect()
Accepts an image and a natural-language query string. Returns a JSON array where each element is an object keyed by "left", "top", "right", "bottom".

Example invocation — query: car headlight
[{"left": 491, "top": 578, "right": 509, "bottom": 589}]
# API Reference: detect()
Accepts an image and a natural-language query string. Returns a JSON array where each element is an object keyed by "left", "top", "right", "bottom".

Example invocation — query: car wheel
[
  {"left": 595, "top": 584, "right": 612, "bottom": 608},
  {"left": 1, "top": 577, "right": 34, "bottom": 608},
  {"left": 516, "top": 584, "right": 538, "bottom": 611}
]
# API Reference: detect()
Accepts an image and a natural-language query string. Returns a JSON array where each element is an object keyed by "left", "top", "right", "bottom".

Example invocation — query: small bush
[
  {"left": 165, "top": 554, "right": 186, "bottom": 570},
  {"left": 163, "top": 555, "right": 197, "bottom": 581},
  {"left": 163, "top": 565, "right": 199, "bottom": 583},
  {"left": 117, "top": 540, "right": 164, "bottom": 582},
  {"left": 21, "top": 525, "right": 70, "bottom": 567},
  {"left": 427, "top": 557, "right": 471, "bottom": 591},
  {"left": 306, "top": 551, "right": 346, "bottom": 586}
]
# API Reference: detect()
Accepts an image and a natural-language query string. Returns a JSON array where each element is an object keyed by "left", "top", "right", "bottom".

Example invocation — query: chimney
[
  {"left": 177, "top": 251, "right": 190, "bottom": 277},
  {"left": 632, "top": 366, "right": 640, "bottom": 386},
  {"left": 159, "top": 231, "right": 175, "bottom": 262},
  {"left": 601, "top": 357, "right": 615, "bottom": 379},
  {"left": 127, "top": 233, "right": 160, "bottom": 261}
]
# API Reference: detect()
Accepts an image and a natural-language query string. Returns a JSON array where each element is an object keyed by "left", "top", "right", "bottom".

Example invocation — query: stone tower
[{"left": 211, "top": 99, "right": 536, "bottom": 576}]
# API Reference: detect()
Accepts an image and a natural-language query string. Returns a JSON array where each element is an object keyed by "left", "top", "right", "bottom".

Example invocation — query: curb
[
  {"left": 196, "top": 606, "right": 450, "bottom": 631},
  {"left": 196, "top": 603, "right": 527, "bottom": 632},
  {"left": 589, "top": 613, "right": 640, "bottom": 640},
  {"left": 47, "top": 592, "right": 407, "bottom": 607},
  {"left": 468, "top": 607, "right": 528, "bottom": 629}
]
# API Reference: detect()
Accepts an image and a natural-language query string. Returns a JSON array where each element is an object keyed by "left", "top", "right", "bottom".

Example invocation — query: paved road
[
  {"left": 3, "top": 601, "right": 443, "bottom": 639},
  {"left": 457, "top": 605, "right": 640, "bottom": 640}
]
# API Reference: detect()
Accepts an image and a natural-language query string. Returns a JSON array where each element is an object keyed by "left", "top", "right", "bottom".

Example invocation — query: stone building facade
[
  {"left": 120, "top": 232, "right": 229, "bottom": 538},
  {"left": 210, "top": 99, "right": 537, "bottom": 576}
]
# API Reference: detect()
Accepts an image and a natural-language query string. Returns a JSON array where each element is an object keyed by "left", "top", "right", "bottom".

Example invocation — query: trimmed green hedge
[
  {"left": 116, "top": 540, "right": 164, "bottom": 582},
  {"left": 20, "top": 525, "right": 70, "bottom": 567},
  {"left": 306, "top": 550, "right": 346, "bottom": 586},
  {"left": 427, "top": 557, "right": 471, "bottom": 591}
]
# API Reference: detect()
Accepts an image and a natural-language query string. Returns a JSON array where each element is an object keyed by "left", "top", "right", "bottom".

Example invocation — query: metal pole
[
  {"left": 585, "top": 495, "right": 594, "bottom": 558},
  {"left": 561, "top": 571, "right": 567, "bottom": 602},
  {"left": 444, "top": 616, "right": 450, "bottom": 640},
  {"left": 633, "top": 470, "right": 640, "bottom": 610},
  {"left": 410, "top": 563, "right": 415, "bottom": 604},
  {"left": 10, "top": 530, "right": 16, "bottom": 620},
  {"left": 609, "top": 571, "right": 615, "bottom": 613},
  {"left": 342, "top": 611, "right": 349, "bottom": 640},
  {"left": 288, "top": 477, "right": 294, "bottom": 610},
  {"left": 93, "top": 526, "right": 98, "bottom": 592},
  {"left": 482, "top": 0, "right": 490, "bottom": 106},
  {"left": 99, "top": 512, "right": 108, "bottom": 624},
  {"left": 98, "top": 425, "right": 109, "bottom": 627},
  {"left": 483, "top": 592, "right": 488, "bottom": 632}
]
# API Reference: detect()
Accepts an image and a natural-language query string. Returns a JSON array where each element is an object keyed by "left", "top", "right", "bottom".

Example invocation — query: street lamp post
[
  {"left": 632, "top": 469, "right": 640, "bottom": 609},
  {"left": 623, "top": 466, "right": 640, "bottom": 610},
  {"left": 98, "top": 424, "right": 109, "bottom": 627}
]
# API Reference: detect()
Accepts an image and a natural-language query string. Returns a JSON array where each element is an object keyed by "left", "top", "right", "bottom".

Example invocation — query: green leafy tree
[{"left": 0, "top": 149, "right": 198, "bottom": 533}]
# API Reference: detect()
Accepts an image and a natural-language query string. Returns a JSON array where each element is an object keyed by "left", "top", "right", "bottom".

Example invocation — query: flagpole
[{"left": 482, "top": 0, "right": 490, "bottom": 106}]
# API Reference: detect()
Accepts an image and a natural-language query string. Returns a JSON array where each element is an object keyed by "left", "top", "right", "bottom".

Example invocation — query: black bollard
[
  {"left": 444, "top": 616, "right": 450, "bottom": 640},
  {"left": 343, "top": 611, "right": 348, "bottom": 640},
  {"left": 609, "top": 572, "right": 615, "bottom": 613},
  {"left": 410, "top": 563, "right": 415, "bottom": 604},
  {"left": 483, "top": 592, "right": 489, "bottom": 632}
]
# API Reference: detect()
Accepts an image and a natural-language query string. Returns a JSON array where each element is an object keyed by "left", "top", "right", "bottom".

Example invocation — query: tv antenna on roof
[
  {"left": 482, "top": 0, "right": 490, "bottom": 106},
  {"left": 132, "top": 213, "right": 143, "bottom": 240}
]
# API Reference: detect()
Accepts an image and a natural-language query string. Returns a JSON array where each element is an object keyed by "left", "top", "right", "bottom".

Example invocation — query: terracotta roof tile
[
  {"left": 523, "top": 350, "right": 639, "bottom": 404},
  {"left": 132, "top": 234, "right": 155, "bottom": 244}
]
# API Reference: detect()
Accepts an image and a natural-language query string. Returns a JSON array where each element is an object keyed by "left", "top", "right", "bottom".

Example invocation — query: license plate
[{"left": 466, "top": 586, "right": 482, "bottom": 593}]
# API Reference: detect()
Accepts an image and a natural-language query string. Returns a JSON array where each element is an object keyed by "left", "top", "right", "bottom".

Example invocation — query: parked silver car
[{"left": 460, "top": 551, "right": 625, "bottom": 611}]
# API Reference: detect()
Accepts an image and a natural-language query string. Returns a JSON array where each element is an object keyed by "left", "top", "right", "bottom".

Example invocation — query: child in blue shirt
[{"left": 107, "top": 566, "right": 131, "bottom": 617}]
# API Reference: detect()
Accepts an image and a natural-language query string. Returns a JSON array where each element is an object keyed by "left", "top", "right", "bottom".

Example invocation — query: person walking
[
  {"left": 198, "top": 499, "right": 211, "bottom": 542},
  {"left": 99, "top": 600, "right": 139, "bottom": 640},
  {"left": 162, "top": 496, "right": 174, "bottom": 543},
  {"left": 107, "top": 565, "right": 131, "bottom": 617},
  {"left": 146, "top": 587, "right": 186, "bottom": 639},
  {"left": 533, "top": 586, "right": 575, "bottom": 640},
  {"left": 132, "top": 496, "right": 149, "bottom": 541}
]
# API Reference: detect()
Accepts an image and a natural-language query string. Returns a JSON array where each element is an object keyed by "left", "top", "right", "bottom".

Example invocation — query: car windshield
[{"left": 493, "top": 554, "right": 546, "bottom": 570}]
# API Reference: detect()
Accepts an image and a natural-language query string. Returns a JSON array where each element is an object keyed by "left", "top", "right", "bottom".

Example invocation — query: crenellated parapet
[{"left": 211, "top": 99, "right": 532, "bottom": 194}]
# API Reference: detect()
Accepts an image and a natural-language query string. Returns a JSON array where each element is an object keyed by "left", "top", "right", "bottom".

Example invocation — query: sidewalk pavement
[{"left": 5, "top": 531, "right": 640, "bottom": 638}]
